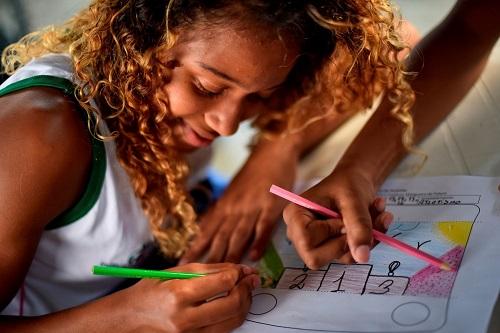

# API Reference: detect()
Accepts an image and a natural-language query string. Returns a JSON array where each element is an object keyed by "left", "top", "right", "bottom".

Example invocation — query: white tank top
[{"left": 0, "top": 54, "right": 211, "bottom": 316}]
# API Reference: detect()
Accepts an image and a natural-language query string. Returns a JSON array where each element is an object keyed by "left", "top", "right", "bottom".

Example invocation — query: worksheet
[{"left": 237, "top": 176, "right": 500, "bottom": 333}]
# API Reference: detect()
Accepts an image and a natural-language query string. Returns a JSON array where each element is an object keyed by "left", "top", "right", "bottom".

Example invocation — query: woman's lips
[{"left": 182, "top": 123, "right": 214, "bottom": 148}]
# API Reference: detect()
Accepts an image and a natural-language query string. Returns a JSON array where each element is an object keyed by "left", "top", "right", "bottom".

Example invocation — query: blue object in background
[{"left": 205, "top": 167, "right": 230, "bottom": 200}]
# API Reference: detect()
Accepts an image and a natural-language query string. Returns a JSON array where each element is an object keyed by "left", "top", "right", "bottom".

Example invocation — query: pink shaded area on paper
[{"left": 405, "top": 246, "right": 464, "bottom": 297}]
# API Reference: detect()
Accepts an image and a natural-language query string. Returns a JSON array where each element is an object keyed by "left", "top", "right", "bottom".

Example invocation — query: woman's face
[{"left": 161, "top": 24, "right": 299, "bottom": 152}]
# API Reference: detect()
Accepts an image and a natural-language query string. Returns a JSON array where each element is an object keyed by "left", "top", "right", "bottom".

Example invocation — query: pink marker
[{"left": 270, "top": 184, "right": 455, "bottom": 271}]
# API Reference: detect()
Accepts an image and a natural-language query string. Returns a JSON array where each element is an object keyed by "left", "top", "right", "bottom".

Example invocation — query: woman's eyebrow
[
  {"left": 196, "top": 61, "right": 245, "bottom": 88},
  {"left": 196, "top": 62, "right": 285, "bottom": 92}
]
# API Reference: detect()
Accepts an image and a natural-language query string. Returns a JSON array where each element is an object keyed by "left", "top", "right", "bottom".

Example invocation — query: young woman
[{"left": 0, "top": 0, "right": 411, "bottom": 331}]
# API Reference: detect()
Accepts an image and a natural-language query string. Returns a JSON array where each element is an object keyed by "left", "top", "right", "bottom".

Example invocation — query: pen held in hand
[{"left": 270, "top": 184, "right": 455, "bottom": 271}]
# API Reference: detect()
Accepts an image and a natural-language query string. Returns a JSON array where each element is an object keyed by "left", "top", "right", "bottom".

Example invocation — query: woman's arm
[{"left": 0, "top": 87, "right": 92, "bottom": 311}]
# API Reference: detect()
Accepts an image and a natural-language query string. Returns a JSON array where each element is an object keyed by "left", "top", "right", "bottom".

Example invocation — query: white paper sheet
[{"left": 236, "top": 176, "right": 500, "bottom": 333}]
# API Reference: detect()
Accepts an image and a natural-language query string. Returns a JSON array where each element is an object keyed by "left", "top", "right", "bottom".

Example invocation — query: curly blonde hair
[{"left": 1, "top": 0, "right": 414, "bottom": 258}]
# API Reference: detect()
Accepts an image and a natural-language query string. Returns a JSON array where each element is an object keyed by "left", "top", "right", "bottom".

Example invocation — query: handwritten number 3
[{"left": 369, "top": 279, "right": 394, "bottom": 295}]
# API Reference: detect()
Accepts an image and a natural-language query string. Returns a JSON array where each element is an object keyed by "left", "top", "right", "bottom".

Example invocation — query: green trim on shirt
[{"left": 0, "top": 75, "right": 107, "bottom": 229}]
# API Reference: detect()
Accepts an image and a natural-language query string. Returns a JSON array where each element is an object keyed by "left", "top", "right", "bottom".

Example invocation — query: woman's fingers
[
  {"left": 168, "top": 265, "right": 253, "bottom": 304},
  {"left": 169, "top": 262, "right": 249, "bottom": 274},
  {"left": 183, "top": 207, "right": 275, "bottom": 264},
  {"left": 204, "top": 212, "right": 256, "bottom": 263},
  {"left": 179, "top": 212, "right": 221, "bottom": 264},
  {"left": 161, "top": 264, "right": 258, "bottom": 332},
  {"left": 247, "top": 211, "right": 278, "bottom": 261},
  {"left": 179, "top": 238, "right": 208, "bottom": 264},
  {"left": 187, "top": 273, "right": 256, "bottom": 329},
  {"left": 198, "top": 314, "right": 248, "bottom": 333},
  {"left": 224, "top": 213, "right": 259, "bottom": 263}
]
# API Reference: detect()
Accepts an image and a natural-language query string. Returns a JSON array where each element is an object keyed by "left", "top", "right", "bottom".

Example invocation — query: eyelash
[{"left": 193, "top": 80, "right": 222, "bottom": 98}]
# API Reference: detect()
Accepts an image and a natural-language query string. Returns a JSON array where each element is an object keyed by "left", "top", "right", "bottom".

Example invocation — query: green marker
[{"left": 92, "top": 265, "right": 206, "bottom": 280}]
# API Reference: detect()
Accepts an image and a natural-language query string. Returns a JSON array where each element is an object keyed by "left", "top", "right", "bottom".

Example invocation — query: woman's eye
[
  {"left": 248, "top": 91, "right": 275, "bottom": 105},
  {"left": 193, "top": 80, "right": 222, "bottom": 98}
]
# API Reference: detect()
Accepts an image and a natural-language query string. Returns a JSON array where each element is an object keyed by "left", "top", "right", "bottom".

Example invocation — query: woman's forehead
[{"left": 172, "top": 24, "right": 300, "bottom": 91}]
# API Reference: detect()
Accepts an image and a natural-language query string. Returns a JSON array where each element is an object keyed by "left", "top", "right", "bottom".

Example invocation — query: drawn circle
[
  {"left": 249, "top": 293, "right": 277, "bottom": 315},
  {"left": 391, "top": 302, "right": 430, "bottom": 326}
]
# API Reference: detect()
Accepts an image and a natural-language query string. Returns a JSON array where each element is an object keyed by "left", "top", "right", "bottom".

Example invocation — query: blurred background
[{"left": 0, "top": 0, "right": 459, "bottom": 61}]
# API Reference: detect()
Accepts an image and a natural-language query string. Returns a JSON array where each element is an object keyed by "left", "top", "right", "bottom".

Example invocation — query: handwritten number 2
[{"left": 289, "top": 273, "right": 307, "bottom": 290}]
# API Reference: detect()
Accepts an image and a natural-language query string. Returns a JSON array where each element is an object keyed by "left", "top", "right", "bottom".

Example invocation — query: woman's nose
[{"left": 204, "top": 102, "right": 242, "bottom": 137}]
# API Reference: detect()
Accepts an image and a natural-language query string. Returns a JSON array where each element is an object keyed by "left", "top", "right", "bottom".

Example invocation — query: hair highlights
[{"left": 1, "top": 0, "right": 414, "bottom": 258}]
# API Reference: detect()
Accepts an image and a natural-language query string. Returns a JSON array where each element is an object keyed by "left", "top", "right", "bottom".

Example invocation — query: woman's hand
[
  {"left": 180, "top": 140, "right": 298, "bottom": 264},
  {"left": 282, "top": 164, "right": 393, "bottom": 270},
  {"left": 116, "top": 263, "right": 260, "bottom": 333}
]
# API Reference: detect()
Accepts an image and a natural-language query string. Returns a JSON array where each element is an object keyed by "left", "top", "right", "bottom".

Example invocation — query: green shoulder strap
[{"left": 0, "top": 75, "right": 107, "bottom": 229}]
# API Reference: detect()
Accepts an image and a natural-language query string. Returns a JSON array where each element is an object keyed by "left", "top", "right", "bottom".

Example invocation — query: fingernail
[
  {"left": 383, "top": 214, "right": 393, "bottom": 229},
  {"left": 241, "top": 265, "right": 257, "bottom": 275},
  {"left": 340, "top": 227, "right": 346, "bottom": 234},
  {"left": 249, "top": 250, "right": 259, "bottom": 261},
  {"left": 375, "top": 198, "right": 385, "bottom": 212},
  {"left": 354, "top": 245, "right": 370, "bottom": 263},
  {"left": 252, "top": 275, "right": 261, "bottom": 289}
]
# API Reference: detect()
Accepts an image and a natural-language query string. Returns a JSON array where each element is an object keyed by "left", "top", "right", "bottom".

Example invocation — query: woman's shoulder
[
  {"left": 0, "top": 86, "right": 92, "bottom": 225},
  {"left": 0, "top": 86, "right": 91, "bottom": 156}
]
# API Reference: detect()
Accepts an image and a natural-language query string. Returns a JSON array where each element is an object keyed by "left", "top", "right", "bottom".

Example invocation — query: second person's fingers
[
  {"left": 338, "top": 198, "right": 374, "bottom": 264},
  {"left": 374, "top": 211, "right": 393, "bottom": 231},
  {"left": 299, "top": 218, "right": 345, "bottom": 250},
  {"left": 295, "top": 235, "right": 348, "bottom": 270},
  {"left": 283, "top": 204, "right": 318, "bottom": 244}
]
